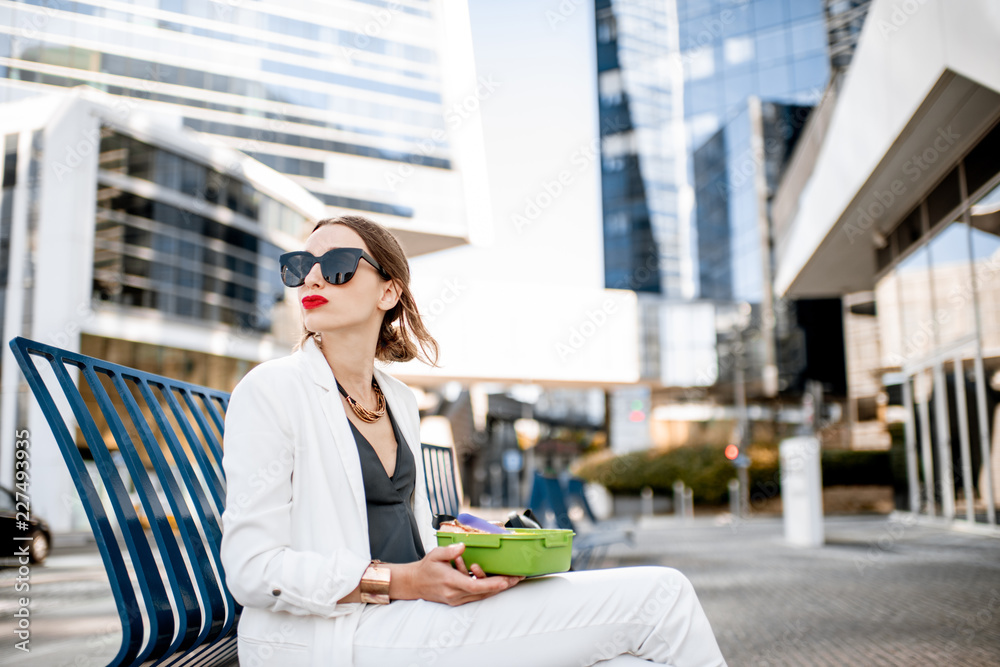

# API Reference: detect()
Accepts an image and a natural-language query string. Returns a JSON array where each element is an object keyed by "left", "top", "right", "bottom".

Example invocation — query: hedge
[{"left": 573, "top": 443, "right": 894, "bottom": 505}]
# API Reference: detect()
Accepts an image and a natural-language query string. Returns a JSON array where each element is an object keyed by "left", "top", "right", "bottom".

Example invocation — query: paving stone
[{"left": 599, "top": 514, "right": 1000, "bottom": 666}]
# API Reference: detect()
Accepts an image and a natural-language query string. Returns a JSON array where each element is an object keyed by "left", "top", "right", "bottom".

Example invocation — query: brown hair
[{"left": 296, "top": 215, "right": 439, "bottom": 366}]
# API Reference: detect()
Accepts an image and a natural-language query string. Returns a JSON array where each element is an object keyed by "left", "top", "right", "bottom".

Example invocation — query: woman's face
[{"left": 298, "top": 224, "right": 397, "bottom": 337}]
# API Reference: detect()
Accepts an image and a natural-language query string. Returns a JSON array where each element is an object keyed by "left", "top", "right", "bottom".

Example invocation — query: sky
[{"left": 409, "top": 0, "right": 605, "bottom": 291}]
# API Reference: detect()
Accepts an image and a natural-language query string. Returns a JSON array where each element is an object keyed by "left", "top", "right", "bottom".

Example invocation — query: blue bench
[
  {"left": 422, "top": 442, "right": 462, "bottom": 517},
  {"left": 10, "top": 336, "right": 462, "bottom": 667}
]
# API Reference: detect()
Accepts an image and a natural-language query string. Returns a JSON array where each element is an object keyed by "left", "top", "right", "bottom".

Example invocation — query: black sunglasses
[{"left": 279, "top": 248, "right": 391, "bottom": 288}]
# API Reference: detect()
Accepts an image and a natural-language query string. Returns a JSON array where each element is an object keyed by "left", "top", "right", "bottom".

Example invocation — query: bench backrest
[
  {"left": 11, "top": 336, "right": 461, "bottom": 667},
  {"left": 11, "top": 337, "right": 238, "bottom": 667},
  {"left": 422, "top": 443, "right": 461, "bottom": 517}
]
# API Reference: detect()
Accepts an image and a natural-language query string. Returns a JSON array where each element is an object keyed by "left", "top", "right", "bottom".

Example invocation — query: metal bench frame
[
  {"left": 12, "top": 336, "right": 466, "bottom": 666},
  {"left": 11, "top": 336, "right": 239, "bottom": 666}
]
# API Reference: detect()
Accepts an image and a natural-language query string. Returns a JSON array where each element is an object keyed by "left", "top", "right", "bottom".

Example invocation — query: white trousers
[{"left": 353, "top": 566, "right": 726, "bottom": 667}]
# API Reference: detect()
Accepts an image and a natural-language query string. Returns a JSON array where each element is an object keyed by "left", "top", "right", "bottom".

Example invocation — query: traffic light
[
  {"left": 725, "top": 444, "right": 750, "bottom": 468},
  {"left": 628, "top": 398, "right": 646, "bottom": 422}
]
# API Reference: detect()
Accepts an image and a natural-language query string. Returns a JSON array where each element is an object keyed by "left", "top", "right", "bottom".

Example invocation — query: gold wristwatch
[{"left": 360, "top": 560, "right": 390, "bottom": 604}]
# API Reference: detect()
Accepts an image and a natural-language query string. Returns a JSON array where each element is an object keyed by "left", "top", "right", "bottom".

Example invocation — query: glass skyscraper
[
  {"left": 0, "top": 0, "right": 471, "bottom": 252},
  {"left": 680, "top": 0, "right": 831, "bottom": 153},
  {"left": 595, "top": 0, "right": 835, "bottom": 299},
  {"left": 596, "top": 0, "right": 687, "bottom": 297}
]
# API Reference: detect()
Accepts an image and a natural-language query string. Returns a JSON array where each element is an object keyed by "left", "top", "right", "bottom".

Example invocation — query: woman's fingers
[
  {"left": 428, "top": 543, "right": 466, "bottom": 562},
  {"left": 454, "top": 555, "right": 470, "bottom": 576},
  {"left": 416, "top": 544, "right": 525, "bottom": 605}
]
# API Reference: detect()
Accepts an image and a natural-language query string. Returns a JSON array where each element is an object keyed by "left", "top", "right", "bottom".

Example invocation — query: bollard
[
  {"left": 780, "top": 436, "right": 824, "bottom": 547},
  {"left": 673, "top": 481, "right": 686, "bottom": 519},
  {"left": 728, "top": 479, "right": 740, "bottom": 517},
  {"left": 683, "top": 486, "right": 694, "bottom": 520},
  {"left": 640, "top": 486, "right": 654, "bottom": 517}
]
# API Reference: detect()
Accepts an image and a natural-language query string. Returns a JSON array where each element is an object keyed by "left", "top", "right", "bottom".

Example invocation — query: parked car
[{"left": 0, "top": 486, "right": 52, "bottom": 564}]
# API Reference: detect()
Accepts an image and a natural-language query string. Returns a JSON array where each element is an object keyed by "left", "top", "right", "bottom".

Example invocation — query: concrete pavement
[
  {"left": 1, "top": 514, "right": 997, "bottom": 666},
  {"left": 598, "top": 513, "right": 1000, "bottom": 666}
]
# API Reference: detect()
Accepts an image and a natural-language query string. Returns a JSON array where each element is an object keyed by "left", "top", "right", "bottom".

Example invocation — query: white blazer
[{"left": 220, "top": 337, "right": 437, "bottom": 666}]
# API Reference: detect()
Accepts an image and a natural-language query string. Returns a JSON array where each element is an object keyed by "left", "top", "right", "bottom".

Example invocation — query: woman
[{"left": 220, "top": 215, "right": 726, "bottom": 666}]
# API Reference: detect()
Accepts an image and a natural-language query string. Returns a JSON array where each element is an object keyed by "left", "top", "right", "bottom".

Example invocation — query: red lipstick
[{"left": 301, "top": 295, "right": 328, "bottom": 309}]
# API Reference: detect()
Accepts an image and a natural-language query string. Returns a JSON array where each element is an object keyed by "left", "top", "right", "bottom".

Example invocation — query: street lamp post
[{"left": 733, "top": 302, "right": 752, "bottom": 518}]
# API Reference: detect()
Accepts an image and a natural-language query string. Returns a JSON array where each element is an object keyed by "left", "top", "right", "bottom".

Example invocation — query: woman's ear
[{"left": 377, "top": 279, "right": 402, "bottom": 312}]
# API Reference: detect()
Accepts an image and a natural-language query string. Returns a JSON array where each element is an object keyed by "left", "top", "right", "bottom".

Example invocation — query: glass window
[
  {"left": 755, "top": 27, "right": 788, "bottom": 65},
  {"left": 928, "top": 222, "right": 974, "bottom": 347},
  {"left": 963, "top": 121, "right": 1000, "bottom": 198},
  {"left": 875, "top": 269, "right": 903, "bottom": 367},
  {"left": 686, "top": 79, "right": 720, "bottom": 115},
  {"left": 970, "top": 181, "right": 1000, "bottom": 351},
  {"left": 684, "top": 46, "right": 715, "bottom": 81},
  {"left": 926, "top": 166, "right": 961, "bottom": 230},
  {"left": 724, "top": 36, "right": 755, "bottom": 66},
  {"left": 895, "top": 246, "right": 935, "bottom": 363},
  {"left": 180, "top": 160, "right": 206, "bottom": 199},
  {"left": 681, "top": 0, "right": 715, "bottom": 21},
  {"left": 757, "top": 62, "right": 792, "bottom": 99},
  {"left": 154, "top": 150, "right": 183, "bottom": 192},
  {"left": 126, "top": 140, "right": 153, "bottom": 181},
  {"left": 722, "top": 2, "right": 752, "bottom": 36},
  {"left": 792, "top": 54, "right": 829, "bottom": 93},
  {"left": 788, "top": 0, "right": 823, "bottom": 21},
  {"left": 754, "top": 0, "right": 788, "bottom": 30},
  {"left": 891, "top": 206, "right": 923, "bottom": 258},
  {"left": 790, "top": 19, "right": 827, "bottom": 57},
  {"left": 724, "top": 70, "right": 754, "bottom": 108}
]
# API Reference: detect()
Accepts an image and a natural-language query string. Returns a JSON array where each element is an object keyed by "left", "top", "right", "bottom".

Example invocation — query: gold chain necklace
[{"left": 335, "top": 378, "right": 386, "bottom": 423}]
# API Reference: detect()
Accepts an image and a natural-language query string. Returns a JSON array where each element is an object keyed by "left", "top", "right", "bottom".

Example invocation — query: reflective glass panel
[
  {"left": 875, "top": 269, "right": 903, "bottom": 367},
  {"left": 928, "top": 221, "right": 974, "bottom": 347},
  {"left": 970, "top": 182, "right": 1000, "bottom": 351},
  {"left": 896, "top": 246, "right": 935, "bottom": 363}
]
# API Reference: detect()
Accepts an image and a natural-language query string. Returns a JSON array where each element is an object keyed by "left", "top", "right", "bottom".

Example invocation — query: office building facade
[
  {"left": 596, "top": 0, "right": 687, "bottom": 297},
  {"left": 772, "top": 0, "right": 1000, "bottom": 528},
  {"left": 0, "top": 0, "right": 476, "bottom": 254},
  {"left": 0, "top": 89, "right": 327, "bottom": 530}
]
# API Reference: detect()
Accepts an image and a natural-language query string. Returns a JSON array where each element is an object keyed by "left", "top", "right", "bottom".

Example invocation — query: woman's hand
[{"left": 390, "top": 543, "right": 524, "bottom": 606}]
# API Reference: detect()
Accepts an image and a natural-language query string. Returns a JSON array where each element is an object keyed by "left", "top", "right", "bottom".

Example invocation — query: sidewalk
[
  {"left": 598, "top": 513, "right": 1000, "bottom": 666},
  {"left": 1, "top": 514, "right": 997, "bottom": 666}
]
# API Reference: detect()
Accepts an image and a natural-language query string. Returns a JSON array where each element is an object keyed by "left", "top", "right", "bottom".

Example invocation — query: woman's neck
[{"left": 318, "top": 330, "right": 378, "bottom": 401}]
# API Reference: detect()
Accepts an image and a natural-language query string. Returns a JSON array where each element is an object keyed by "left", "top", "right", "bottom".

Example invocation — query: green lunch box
[{"left": 435, "top": 528, "right": 575, "bottom": 576}]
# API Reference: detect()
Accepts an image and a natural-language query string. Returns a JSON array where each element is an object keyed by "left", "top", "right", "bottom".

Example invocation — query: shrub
[{"left": 574, "top": 443, "right": 895, "bottom": 506}]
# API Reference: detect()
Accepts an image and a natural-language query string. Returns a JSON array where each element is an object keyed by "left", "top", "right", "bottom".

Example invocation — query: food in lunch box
[{"left": 437, "top": 513, "right": 511, "bottom": 534}]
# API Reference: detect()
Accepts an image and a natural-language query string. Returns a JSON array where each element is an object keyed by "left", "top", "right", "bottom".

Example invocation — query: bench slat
[
  {"left": 13, "top": 337, "right": 472, "bottom": 666},
  {"left": 9, "top": 337, "right": 239, "bottom": 667},
  {"left": 87, "top": 364, "right": 200, "bottom": 657}
]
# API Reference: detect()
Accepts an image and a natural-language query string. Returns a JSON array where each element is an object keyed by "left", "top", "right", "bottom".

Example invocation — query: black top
[{"left": 347, "top": 405, "right": 426, "bottom": 564}]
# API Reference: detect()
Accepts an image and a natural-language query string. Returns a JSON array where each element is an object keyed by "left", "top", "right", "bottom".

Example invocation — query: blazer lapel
[
  {"left": 299, "top": 339, "right": 368, "bottom": 536},
  {"left": 376, "top": 367, "right": 438, "bottom": 552}
]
